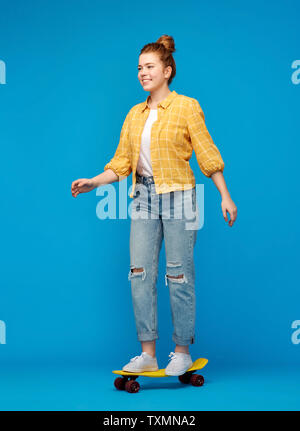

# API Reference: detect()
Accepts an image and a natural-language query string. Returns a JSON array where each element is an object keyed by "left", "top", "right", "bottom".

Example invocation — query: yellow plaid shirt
[{"left": 104, "top": 90, "right": 225, "bottom": 198}]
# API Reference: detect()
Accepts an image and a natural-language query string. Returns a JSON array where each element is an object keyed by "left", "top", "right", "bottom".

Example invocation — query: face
[{"left": 138, "top": 52, "right": 171, "bottom": 91}]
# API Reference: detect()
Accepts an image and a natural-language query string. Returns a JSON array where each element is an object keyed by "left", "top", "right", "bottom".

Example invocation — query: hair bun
[{"left": 156, "top": 34, "right": 176, "bottom": 53}]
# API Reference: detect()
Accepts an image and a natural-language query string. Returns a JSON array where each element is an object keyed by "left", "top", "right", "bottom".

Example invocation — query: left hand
[{"left": 221, "top": 196, "right": 237, "bottom": 227}]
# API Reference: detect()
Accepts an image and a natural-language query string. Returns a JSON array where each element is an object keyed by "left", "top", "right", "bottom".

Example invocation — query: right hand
[{"left": 71, "top": 178, "right": 96, "bottom": 197}]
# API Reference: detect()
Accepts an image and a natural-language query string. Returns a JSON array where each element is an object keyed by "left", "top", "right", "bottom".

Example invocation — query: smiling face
[{"left": 138, "top": 52, "right": 172, "bottom": 91}]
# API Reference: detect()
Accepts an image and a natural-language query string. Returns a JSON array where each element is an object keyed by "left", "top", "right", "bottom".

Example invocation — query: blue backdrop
[{"left": 0, "top": 0, "right": 300, "bottom": 411}]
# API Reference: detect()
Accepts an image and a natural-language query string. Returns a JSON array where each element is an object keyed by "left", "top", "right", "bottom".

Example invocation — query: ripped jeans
[{"left": 128, "top": 173, "right": 199, "bottom": 346}]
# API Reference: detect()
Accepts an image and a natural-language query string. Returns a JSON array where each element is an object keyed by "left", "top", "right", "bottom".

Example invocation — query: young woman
[{"left": 71, "top": 35, "right": 237, "bottom": 376}]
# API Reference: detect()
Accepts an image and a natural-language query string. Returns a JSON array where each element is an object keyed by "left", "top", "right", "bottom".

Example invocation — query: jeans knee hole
[
  {"left": 128, "top": 267, "right": 146, "bottom": 281},
  {"left": 167, "top": 261, "right": 181, "bottom": 268},
  {"left": 165, "top": 273, "right": 187, "bottom": 286}
]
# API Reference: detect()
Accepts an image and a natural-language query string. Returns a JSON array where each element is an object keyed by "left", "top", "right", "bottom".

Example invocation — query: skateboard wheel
[
  {"left": 178, "top": 373, "right": 192, "bottom": 384},
  {"left": 125, "top": 380, "right": 140, "bottom": 393},
  {"left": 114, "top": 377, "right": 127, "bottom": 390},
  {"left": 190, "top": 374, "right": 204, "bottom": 386}
]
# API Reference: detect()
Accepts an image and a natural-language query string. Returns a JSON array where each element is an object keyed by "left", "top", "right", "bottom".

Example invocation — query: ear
[{"left": 165, "top": 65, "right": 172, "bottom": 78}]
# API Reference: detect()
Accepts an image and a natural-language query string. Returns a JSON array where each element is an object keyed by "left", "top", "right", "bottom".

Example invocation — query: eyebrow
[{"left": 137, "top": 63, "right": 155, "bottom": 67}]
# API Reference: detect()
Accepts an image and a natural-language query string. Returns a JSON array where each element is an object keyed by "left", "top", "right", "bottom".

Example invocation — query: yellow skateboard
[{"left": 112, "top": 357, "right": 208, "bottom": 393}]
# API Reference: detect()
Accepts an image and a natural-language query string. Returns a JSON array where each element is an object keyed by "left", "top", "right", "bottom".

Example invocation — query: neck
[{"left": 148, "top": 87, "right": 171, "bottom": 106}]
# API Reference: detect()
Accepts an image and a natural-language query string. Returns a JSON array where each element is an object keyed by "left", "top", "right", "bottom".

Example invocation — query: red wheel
[
  {"left": 190, "top": 374, "right": 204, "bottom": 386},
  {"left": 178, "top": 373, "right": 192, "bottom": 384},
  {"left": 125, "top": 379, "right": 140, "bottom": 393},
  {"left": 114, "top": 377, "right": 127, "bottom": 390}
]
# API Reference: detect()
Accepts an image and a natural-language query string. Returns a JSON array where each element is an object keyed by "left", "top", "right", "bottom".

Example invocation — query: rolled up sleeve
[
  {"left": 104, "top": 109, "right": 132, "bottom": 179},
  {"left": 187, "top": 98, "right": 225, "bottom": 177}
]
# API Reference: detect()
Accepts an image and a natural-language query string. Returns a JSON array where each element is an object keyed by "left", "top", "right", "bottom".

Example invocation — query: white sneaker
[
  {"left": 165, "top": 351, "right": 193, "bottom": 376},
  {"left": 122, "top": 352, "right": 159, "bottom": 372}
]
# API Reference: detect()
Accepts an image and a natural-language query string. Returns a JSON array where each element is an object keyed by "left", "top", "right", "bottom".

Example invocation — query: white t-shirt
[{"left": 136, "top": 109, "right": 157, "bottom": 176}]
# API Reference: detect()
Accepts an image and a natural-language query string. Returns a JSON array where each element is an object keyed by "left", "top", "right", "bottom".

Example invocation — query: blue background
[{"left": 0, "top": 0, "right": 300, "bottom": 410}]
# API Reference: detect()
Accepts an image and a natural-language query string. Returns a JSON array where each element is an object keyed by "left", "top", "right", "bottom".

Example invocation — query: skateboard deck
[
  {"left": 113, "top": 357, "right": 207, "bottom": 377},
  {"left": 113, "top": 358, "right": 208, "bottom": 392}
]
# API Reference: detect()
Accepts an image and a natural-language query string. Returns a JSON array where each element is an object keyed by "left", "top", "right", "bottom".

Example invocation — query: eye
[{"left": 137, "top": 66, "right": 154, "bottom": 71}]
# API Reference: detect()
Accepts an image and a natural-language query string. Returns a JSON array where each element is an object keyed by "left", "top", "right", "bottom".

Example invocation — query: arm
[
  {"left": 91, "top": 168, "right": 119, "bottom": 187},
  {"left": 71, "top": 109, "right": 132, "bottom": 198},
  {"left": 71, "top": 169, "right": 119, "bottom": 198},
  {"left": 210, "top": 171, "right": 237, "bottom": 227},
  {"left": 102, "top": 108, "right": 133, "bottom": 179},
  {"left": 187, "top": 98, "right": 225, "bottom": 177},
  {"left": 187, "top": 98, "right": 237, "bottom": 227}
]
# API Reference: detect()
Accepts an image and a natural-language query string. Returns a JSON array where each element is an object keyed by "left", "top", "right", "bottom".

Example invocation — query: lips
[{"left": 143, "top": 80, "right": 151, "bottom": 83}]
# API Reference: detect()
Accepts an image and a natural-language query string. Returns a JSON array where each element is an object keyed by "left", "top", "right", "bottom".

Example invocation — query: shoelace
[
  {"left": 168, "top": 351, "right": 190, "bottom": 361},
  {"left": 168, "top": 351, "right": 177, "bottom": 362},
  {"left": 130, "top": 352, "right": 148, "bottom": 362}
]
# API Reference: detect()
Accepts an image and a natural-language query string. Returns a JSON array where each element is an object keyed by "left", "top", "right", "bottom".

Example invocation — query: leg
[
  {"left": 162, "top": 189, "right": 198, "bottom": 347},
  {"left": 130, "top": 269, "right": 156, "bottom": 357},
  {"left": 175, "top": 344, "right": 190, "bottom": 354},
  {"left": 128, "top": 217, "right": 163, "bottom": 344},
  {"left": 141, "top": 340, "right": 156, "bottom": 357}
]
